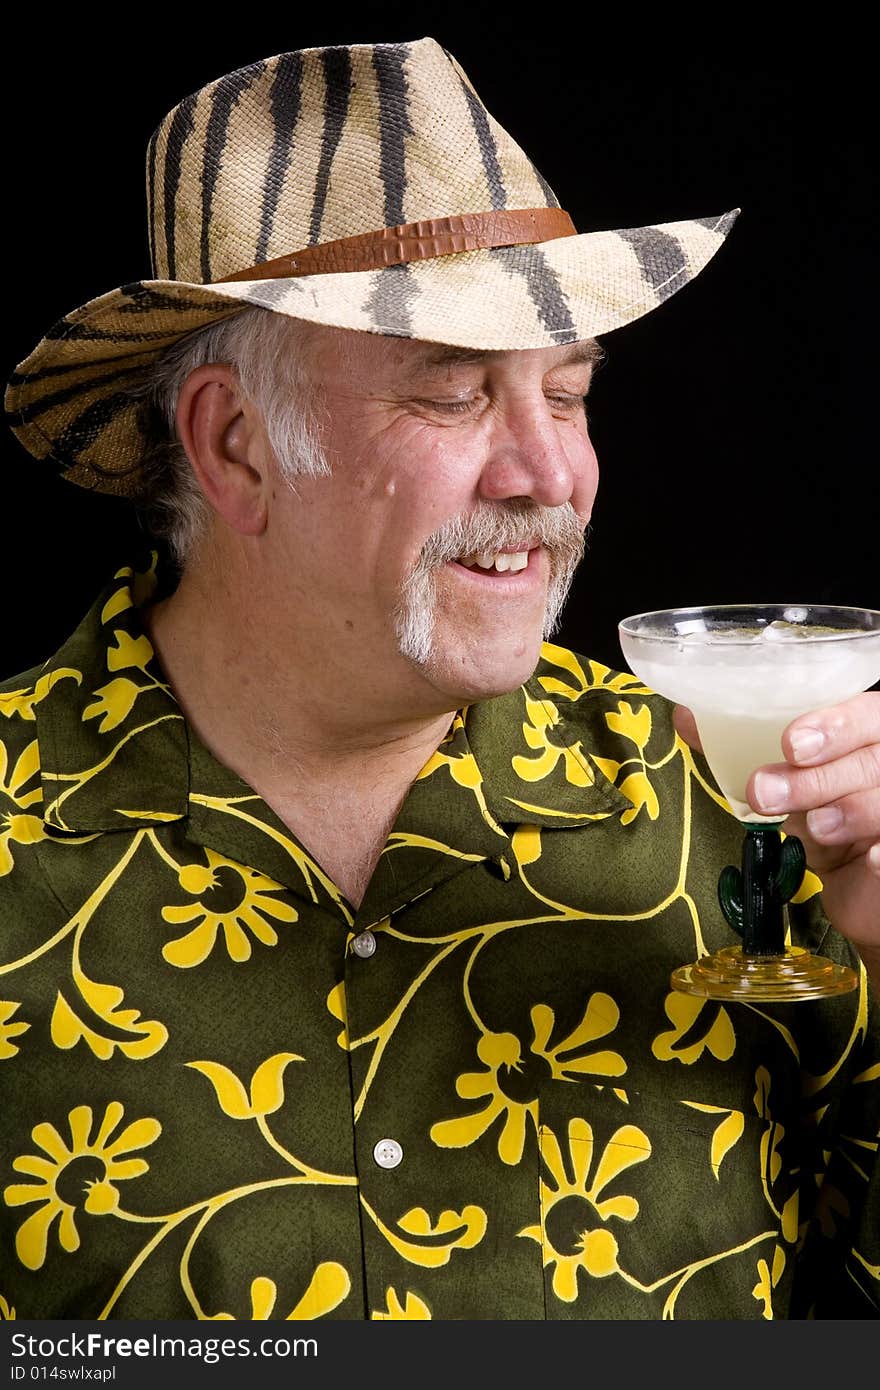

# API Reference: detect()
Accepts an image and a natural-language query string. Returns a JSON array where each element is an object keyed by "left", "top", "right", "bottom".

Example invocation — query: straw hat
[{"left": 4, "top": 37, "right": 739, "bottom": 499}]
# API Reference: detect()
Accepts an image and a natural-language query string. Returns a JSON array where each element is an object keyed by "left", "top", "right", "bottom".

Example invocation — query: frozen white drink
[{"left": 619, "top": 608, "right": 880, "bottom": 822}]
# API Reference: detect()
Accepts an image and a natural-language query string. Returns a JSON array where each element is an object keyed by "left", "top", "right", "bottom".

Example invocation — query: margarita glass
[{"left": 618, "top": 604, "right": 880, "bottom": 1001}]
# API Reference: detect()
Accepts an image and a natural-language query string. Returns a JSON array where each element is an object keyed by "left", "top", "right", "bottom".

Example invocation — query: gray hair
[{"left": 131, "top": 307, "right": 329, "bottom": 566}]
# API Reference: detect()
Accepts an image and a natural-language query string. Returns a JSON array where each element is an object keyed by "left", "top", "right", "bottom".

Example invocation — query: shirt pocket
[{"left": 532, "top": 1080, "right": 799, "bottom": 1320}]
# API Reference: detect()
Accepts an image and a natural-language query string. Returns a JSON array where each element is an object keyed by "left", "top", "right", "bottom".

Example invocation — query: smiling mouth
[{"left": 450, "top": 546, "right": 536, "bottom": 575}]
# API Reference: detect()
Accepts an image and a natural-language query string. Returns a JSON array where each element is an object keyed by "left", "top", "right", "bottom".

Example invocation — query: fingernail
[
  {"left": 790, "top": 726, "right": 825, "bottom": 762},
  {"left": 868, "top": 844, "right": 880, "bottom": 876},
  {"left": 807, "top": 806, "right": 843, "bottom": 838},
  {"left": 753, "top": 771, "right": 790, "bottom": 813}
]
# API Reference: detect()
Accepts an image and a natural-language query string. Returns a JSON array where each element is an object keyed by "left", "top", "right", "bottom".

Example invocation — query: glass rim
[{"left": 618, "top": 602, "right": 880, "bottom": 645}]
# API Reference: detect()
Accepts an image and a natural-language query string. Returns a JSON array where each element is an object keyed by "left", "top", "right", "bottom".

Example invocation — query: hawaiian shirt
[{"left": 1, "top": 553, "right": 878, "bottom": 1322}]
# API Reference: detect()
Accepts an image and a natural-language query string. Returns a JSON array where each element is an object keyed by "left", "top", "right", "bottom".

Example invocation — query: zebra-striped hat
[{"left": 5, "top": 37, "right": 739, "bottom": 499}]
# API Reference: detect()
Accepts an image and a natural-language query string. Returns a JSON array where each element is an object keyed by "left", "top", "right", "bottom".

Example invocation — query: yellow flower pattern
[
  {"left": 0, "top": 737, "right": 46, "bottom": 877},
  {"left": 0, "top": 669, "right": 81, "bottom": 724},
  {"left": 186, "top": 1053, "right": 303, "bottom": 1120},
  {"left": 651, "top": 993, "right": 737, "bottom": 1066},
  {"left": 0, "top": 1002, "right": 30, "bottom": 1060},
  {"left": 161, "top": 849, "right": 299, "bottom": 966},
  {"left": 752, "top": 1244, "right": 787, "bottom": 1318},
  {"left": 372, "top": 1288, "right": 432, "bottom": 1319},
  {"left": 4, "top": 1103, "right": 161, "bottom": 1271},
  {"left": 0, "top": 555, "right": 876, "bottom": 1320},
  {"left": 209, "top": 1266, "right": 351, "bottom": 1320},
  {"left": 363, "top": 1202, "right": 488, "bottom": 1268},
  {"left": 512, "top": 692, "right": 595, "bottom": 787},
  {"left": 520, "top": 1117, "right": 651, "bottom": 1302},
  {"left": 431, "top": 997, "right": 626, "bottom": 1164},
  {"left": 591, "top": 699, "right": 661, "bottom": 825},
  {"left": 50, "top": 973, "right": 168, "bottom": 1061}
]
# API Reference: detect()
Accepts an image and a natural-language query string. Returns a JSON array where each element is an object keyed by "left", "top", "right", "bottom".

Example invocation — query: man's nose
[{"left": 477, "top": 400, "right": 577, "bottom": 508}]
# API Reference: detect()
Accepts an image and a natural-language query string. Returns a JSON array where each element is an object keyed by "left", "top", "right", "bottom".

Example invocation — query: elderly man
[{"left": 1, "top": 39, "right": 878, "bottom": 1322}]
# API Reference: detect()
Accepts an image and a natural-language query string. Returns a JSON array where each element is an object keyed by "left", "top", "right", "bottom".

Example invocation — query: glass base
[{"left": 671, "top": 945, "right": 859, "bottom": 1002}]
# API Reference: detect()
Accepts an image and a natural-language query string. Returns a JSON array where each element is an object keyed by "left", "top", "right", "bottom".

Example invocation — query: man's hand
[{"left": 673, "top": 693, "right": 880, "bottom": 988}]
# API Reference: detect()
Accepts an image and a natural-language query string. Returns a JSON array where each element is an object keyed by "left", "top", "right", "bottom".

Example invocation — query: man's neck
[{"left": 140, "top": 562, "right": 455, "bottom": 815}]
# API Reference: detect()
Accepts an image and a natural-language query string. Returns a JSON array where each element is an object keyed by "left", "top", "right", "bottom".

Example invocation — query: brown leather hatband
[{"left": 213, "top": 208, "right": 577, "bottom": 283}]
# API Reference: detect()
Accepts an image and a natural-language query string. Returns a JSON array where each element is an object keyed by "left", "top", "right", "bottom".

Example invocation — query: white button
[
  {"left": 373, "top": 1138, "right": 403, "bottom": 1169},
  {"left": 352, "top": 931, "right": 377, "bottom": 958}
]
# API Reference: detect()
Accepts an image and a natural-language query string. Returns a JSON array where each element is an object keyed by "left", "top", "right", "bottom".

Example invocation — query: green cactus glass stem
[{"left": 718, "top": 824, "right": 806, "bottom": 956}]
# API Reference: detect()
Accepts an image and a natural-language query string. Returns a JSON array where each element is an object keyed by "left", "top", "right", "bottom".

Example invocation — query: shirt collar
[
  {"left": 351, "top": 682, "right": 631, "bottom": 928},
  {"left": 465, "top": 664, "right": 633, "bottom": 830},
  {"left": 34, "top": 554, "right": 631, "bottom": 911},
  {"left": 36, "top": 553, "right": 189, "bottom": 833}
]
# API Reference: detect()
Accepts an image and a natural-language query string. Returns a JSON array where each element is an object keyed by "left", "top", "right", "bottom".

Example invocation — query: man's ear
[{"left": 175, "top": 364, "right": 270, "bottom": 536}]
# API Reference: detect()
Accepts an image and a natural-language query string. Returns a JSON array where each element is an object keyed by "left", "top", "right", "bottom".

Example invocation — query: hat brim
[{"left": 5, "top": 210, "right": 739, "bottom": 497}]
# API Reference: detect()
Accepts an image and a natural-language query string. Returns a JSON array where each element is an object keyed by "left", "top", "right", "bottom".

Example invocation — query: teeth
[{"left": 456, "top": 551, "right": 529, "bottom": 572}]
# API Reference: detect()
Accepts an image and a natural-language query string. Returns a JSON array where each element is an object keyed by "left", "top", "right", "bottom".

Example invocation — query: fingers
[
  {"left": 784, "top": 806, "right": 876, "bottom": 872},
  {"left": 781, "top": 691, "right": 880, "bottom": 767},
  {"left": 750, "top": 743, "right": 880, "bottom": 817},
  {"left": 762, "top": 692, "right": 880, "bottom": 959},
  {"left": 748, "top": 691, "right": 880, "bottom": 818},
  {"left": 804, "top": 788, "right": 880, "bottom": 847},
  {"left": 806, "top": 849, "right": 880, "bottom": 954},
  {"left": 672, "top": 704, "right": 702, "bottom": 751}
]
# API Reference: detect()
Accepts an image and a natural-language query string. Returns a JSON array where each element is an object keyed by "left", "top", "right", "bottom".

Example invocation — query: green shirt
[{"left": 1, "top": 553, "right": 878, "bottom": 1321}]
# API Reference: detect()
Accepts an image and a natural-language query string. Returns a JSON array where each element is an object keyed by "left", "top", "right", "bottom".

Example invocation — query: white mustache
[
  {"left": 415, "top": 500, "right": 585, "bottom": 571},
  {"left": 394, "top": 501, "right": 588, "bottom": 667}
]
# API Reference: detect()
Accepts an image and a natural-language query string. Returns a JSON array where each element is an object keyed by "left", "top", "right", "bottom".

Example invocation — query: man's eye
[
  {"left": 421, "top": 394, "right": 587, "bottom": 413},
  {"left": 421, "top": 399, "right": 475, "bottom": 413}
]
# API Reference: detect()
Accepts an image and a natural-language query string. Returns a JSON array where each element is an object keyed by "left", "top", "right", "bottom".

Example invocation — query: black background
[{"left": 2, "top": 15, "right": 875, "bottom": 681}]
